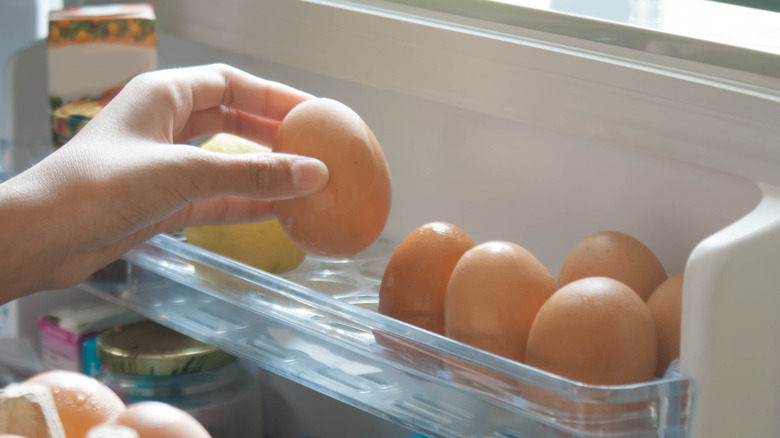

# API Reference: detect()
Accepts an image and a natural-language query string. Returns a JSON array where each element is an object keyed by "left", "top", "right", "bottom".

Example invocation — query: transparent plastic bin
[{"left": 83, "top": 233, "right": 694, "bottom": 438}]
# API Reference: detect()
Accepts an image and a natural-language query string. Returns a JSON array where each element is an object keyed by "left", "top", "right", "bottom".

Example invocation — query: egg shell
[
  {"left": 114, "top": 401, "right": 211, "bottom": 438},
  {"left": 88, "top": 423, "right": 139, "bottom": 438},
  {"left": 25, "top": 370, "right": 125, "bottom": 438},
  {"left": 647, "top": 272, "right": 684, "bottom": 377},
  {"left": 445, "top": 241, "right": 557, "bottom": 362},
  {"left": 379, "top": 222, "right": 476, "bottom": 335},
  {"left": 0, "top": 383, "right": 65, "bottom": 438},
  {"left": 272, "top": 98, "right": 392, "bottom": 259},
  {"left": 526, "top": 276, "right": 658, "bottom": 385},
  {"left": 558, "top": 230, "right": 667, "bottom": 301}
]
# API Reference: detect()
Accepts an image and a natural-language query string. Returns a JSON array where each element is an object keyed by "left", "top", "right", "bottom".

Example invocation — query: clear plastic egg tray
[{"left": 84, "top": 233, "right": 694, "bottom": 438}]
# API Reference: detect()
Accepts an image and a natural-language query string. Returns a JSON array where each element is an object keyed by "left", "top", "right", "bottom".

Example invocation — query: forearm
[
  {"left": 0, "top": 156, "right": 105, "bottom": 305},
  {"left": 0, "top": 176, "right": 60, "bottom": 304}
]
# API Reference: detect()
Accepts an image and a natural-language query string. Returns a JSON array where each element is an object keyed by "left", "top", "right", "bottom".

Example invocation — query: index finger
[{"left": 184, "top": 63, "right": 315, "bottom": 121}]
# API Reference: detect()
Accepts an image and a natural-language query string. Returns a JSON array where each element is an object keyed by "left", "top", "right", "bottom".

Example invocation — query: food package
[
  {"left": 38, "top": 302, "right": 143, "bottom": 376},
  {"left": 47, "top": 3, "right": 157, "bottom": 148}
]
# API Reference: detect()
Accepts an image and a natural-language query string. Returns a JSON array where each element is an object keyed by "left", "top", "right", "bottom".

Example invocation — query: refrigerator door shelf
[{"left": 82, "top": 233, "right": 693, "bottom": 438}]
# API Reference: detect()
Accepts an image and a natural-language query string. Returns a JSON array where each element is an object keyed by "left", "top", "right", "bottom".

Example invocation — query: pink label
[
  {"left": 39, "top": 318, "right": 80, "bottom": 371},
  {"left": 39, "top": 318, "right": 78, "bottom": 344}
]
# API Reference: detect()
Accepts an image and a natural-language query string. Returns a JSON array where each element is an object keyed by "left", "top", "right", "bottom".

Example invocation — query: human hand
[{"left": 0, "top": 64, "right": 329, "bottom": 302}]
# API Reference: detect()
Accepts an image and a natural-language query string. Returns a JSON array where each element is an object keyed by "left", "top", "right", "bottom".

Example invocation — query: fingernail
[{"left": 291, "top": 157, "right": 329, "bottom": 192}]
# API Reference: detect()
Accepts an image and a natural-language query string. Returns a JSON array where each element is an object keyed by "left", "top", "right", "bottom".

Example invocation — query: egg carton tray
[{"left": 83, "top": 233, "right": 694, "bottom": 438}]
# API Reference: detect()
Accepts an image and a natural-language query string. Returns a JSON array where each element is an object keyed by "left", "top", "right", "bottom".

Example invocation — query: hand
[{"left": 0, "top": 64, "right": 329, "bottom": 303}]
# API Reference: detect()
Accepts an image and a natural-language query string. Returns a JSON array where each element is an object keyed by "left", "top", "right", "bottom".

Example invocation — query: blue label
[{"left": 81, "top": 333, "right": 103, "bottom": 377}]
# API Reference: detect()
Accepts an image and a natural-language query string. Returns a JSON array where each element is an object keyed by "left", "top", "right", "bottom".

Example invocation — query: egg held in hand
[
  {"left": 558, "top": 230, "right": 667, "bottom": 301},
  {"left": 25, "top": 370, "right": 126, "bottom": 438},
  {"left": 183, "top": 133, "right": 306, "bottom": 274},
  {"left": 379, "top": 222, "right": 476, "bottom": 335},
  {"left": 272, "top": 98, "right": 392, "bottom": 259},
  {"left": 445, "top": 241, "right": 557, "bottom": 362},
  {"left": 526, "top": 276, "right": 658, "bottom": 385},
  {"left": 647, "top": 272, "right": 684, "bottom": 377}
]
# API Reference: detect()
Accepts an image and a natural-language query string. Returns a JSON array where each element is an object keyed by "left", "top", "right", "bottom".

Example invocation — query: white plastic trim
[
  {"left": 684, "top": 183, "right": 780, "bottom": 438},
  {"left": 145, "top": 0, "right": 780, "bottom": 186}
]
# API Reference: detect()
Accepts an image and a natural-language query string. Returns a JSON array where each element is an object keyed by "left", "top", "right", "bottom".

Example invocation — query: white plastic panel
[{"left": 682, "top": 184, "right": 780, "bottom": 438}]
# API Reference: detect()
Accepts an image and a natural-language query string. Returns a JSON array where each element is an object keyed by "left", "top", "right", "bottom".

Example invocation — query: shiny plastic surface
[{"left": 85, "top": 234, "right": 694, "bottom": 438}]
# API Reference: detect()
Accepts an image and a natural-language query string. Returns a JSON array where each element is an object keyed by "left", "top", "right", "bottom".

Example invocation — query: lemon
[
  {"left": 183, "top": 133, "right": 306, "bottom": 274},
  {"left": 197, "top": 132, "right": 272, "bottom": 154}
]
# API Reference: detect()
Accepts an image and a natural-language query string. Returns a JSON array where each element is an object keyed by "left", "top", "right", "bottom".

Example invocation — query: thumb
[{"left": 180, "top": 149, "right": 329, "bottom": 201}]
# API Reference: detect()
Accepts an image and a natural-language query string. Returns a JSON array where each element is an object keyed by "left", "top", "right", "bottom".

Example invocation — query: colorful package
[
  {"left": 38, "top": 302, "right": 144, "bottom": 376},
  {"left": 47, "top": 3, "right": 157, "bottom": 147}
]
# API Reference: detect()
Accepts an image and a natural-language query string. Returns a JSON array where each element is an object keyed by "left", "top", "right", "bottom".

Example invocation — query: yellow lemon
[
  {"left": 198, "top": 132, "right": 272, "bottom": 154},
  {"left": 183, "top": 133, "right": 306, "bottom": 274}
]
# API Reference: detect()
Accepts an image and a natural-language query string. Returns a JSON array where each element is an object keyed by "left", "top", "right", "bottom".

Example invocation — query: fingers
[
  {"left": 171, "top": 64, "right": 313, "bottom": 137},
  {"left": 112, "top": 64, "right": 314, "bottom": 146},
  {"left": 177, "top": 147, "right": 329, "bottom": 202},
  {"left": 173, "top": 106, "right": 281, "bottom": 146},
  {"left": 200, "top": 63, "right": 314, "bottom": 120}
]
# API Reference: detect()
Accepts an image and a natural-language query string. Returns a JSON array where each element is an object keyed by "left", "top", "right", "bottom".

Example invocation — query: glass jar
[{"left": 97, "top": 320, "right": 262, "bottom": 438}]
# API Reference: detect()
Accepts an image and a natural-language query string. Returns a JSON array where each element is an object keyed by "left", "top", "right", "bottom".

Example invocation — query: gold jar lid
[{"left": 97, "top": 320, "right": 236, "bottom": 376}]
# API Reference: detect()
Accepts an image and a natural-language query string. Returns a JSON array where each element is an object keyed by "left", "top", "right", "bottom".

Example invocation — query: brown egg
[
  {"left": 647, "top": 272, "right": 684, "bottom": 377},
  {"left": 88, "top": 423, "right": 139, "bottom": 438},
  {"left": 379, "top": 222, "right": 475, "bottom": 334},
  {"left": 272, "top": 98, "right": 392, "bottom": 259},
  {"left": 526, "top": 277, "right": 658, "bottom": 385},
  {"left": 0, "top": 382, "right": 64, "bottom": 438},
  {"left": 26, "top": 370, "right": 125, "bottom": 438},
  {"left": 445, "top": 241, "right": 557, "bottom": 362},
  {"left": 114, "top": 402, "right": 211, "bottom": 438},
  {"left": 558, "top": 231, "right": 667, "bottom": 301}
]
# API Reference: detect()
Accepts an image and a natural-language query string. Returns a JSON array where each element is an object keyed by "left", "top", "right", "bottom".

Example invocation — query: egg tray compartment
[{"left": 84, "top": 233, "right": 695, "bottom": 438}]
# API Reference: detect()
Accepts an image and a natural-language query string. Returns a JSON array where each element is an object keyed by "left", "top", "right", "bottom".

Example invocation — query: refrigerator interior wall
[
  {"left": 5, "top": 0, "right": 780, "bottom": 436},
  {"left": 0, "top": 0, "right": 62, "bottom": 141},
  {"left": 8, "top": 31, "right": 767, "bottom": 437}
]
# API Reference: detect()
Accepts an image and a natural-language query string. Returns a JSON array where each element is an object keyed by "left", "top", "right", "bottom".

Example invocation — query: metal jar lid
[{"left": 97, "top": 320, "right": 236, "bottom": 376}]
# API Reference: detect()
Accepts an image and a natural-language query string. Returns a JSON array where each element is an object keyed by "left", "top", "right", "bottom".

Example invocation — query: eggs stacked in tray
[{"left": 379, "top": 225, "right": 682, "bottom": 385}]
